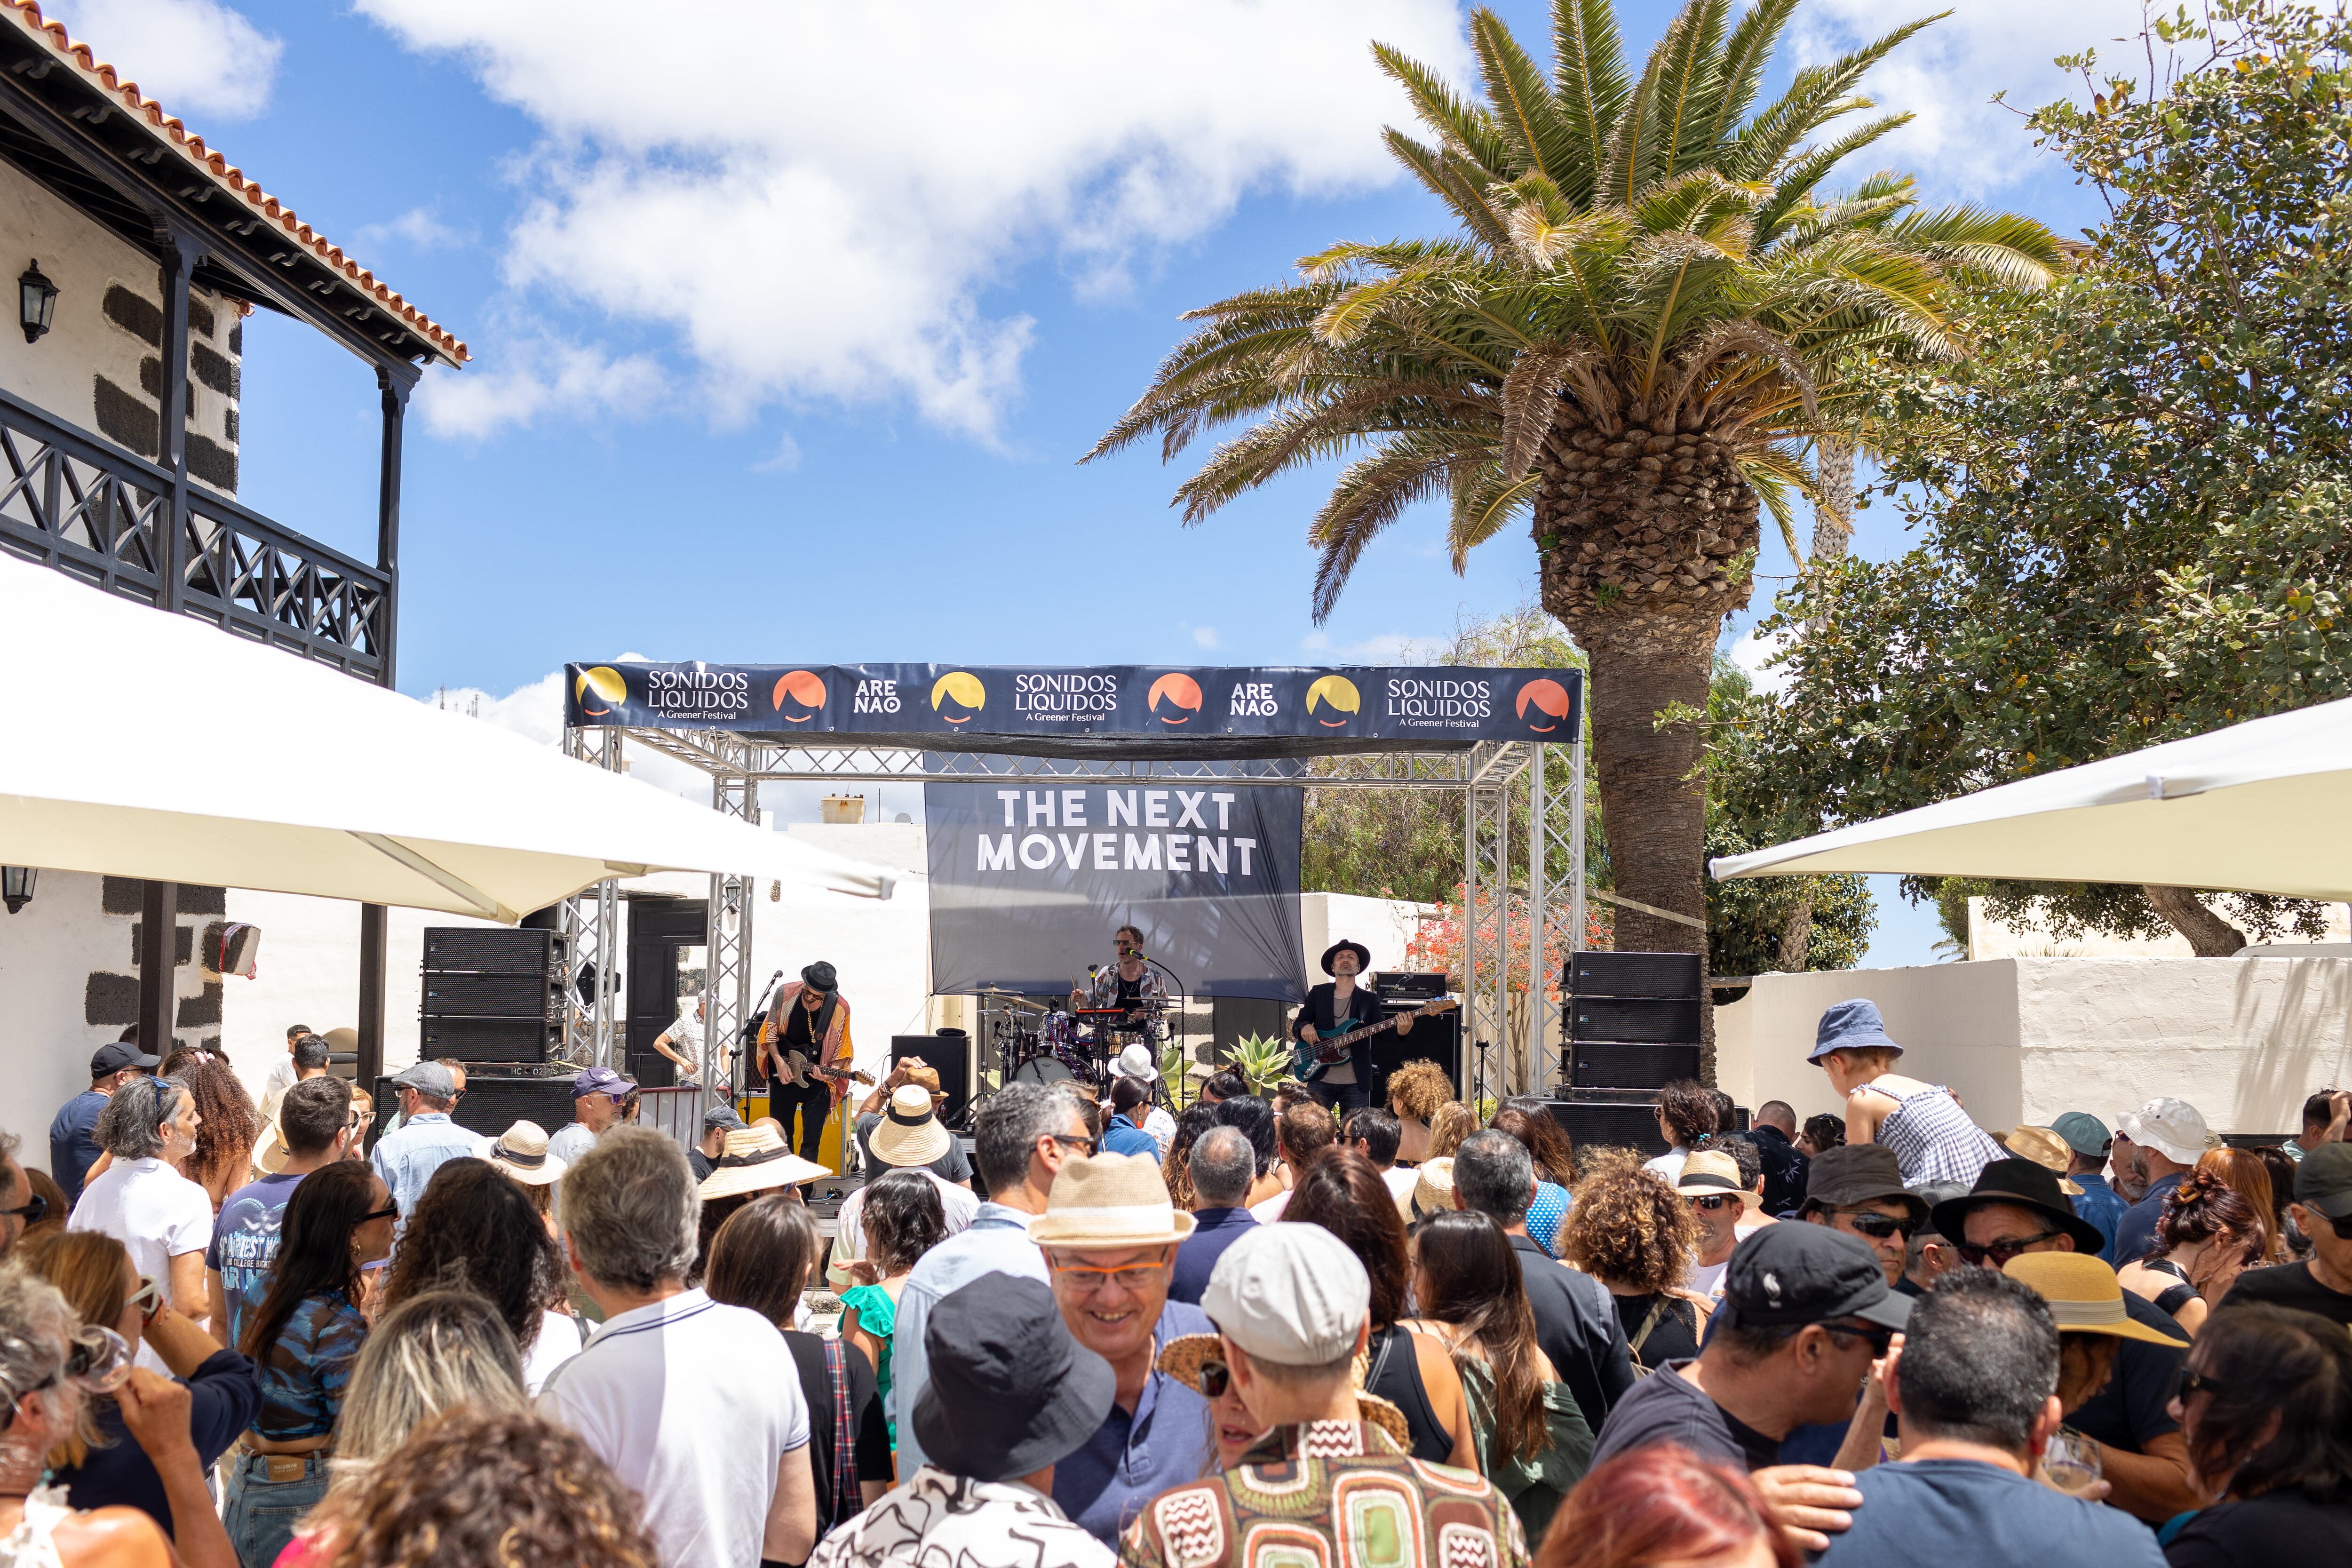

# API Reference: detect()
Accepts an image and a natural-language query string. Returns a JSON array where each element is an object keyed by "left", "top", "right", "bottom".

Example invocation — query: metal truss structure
[
  {"left": 563, "top": 728, "right": 1584, "bottom": 1106},
  {"left": 559, "top": 727, "right": 622, "bottom": 1067}
]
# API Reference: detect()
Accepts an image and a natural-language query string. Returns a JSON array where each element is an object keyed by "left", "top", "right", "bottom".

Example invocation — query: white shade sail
[
  {"left": 1710, "top": 696, "right": 2352, "bottom": 900},
  {"left": 0, "top": 552, "right": 891, "bottom": 919}
]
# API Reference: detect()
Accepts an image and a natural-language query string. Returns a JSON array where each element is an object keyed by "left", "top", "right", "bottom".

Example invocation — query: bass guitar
[{"left": 1292, "top": 997, "right": 1458, "bottom": 1082}]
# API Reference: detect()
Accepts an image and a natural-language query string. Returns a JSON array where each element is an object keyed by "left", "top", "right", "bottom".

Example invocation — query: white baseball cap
[
  {"left": 1112, "top": 1043, "right": 1158, "bottom": 1082},
  {"left": 2116, "top": 1097, "right": 2210, "bottom": 1166},
  {"left": 1200, "top": 1223, "right": 1368, "bottom": 1367}
]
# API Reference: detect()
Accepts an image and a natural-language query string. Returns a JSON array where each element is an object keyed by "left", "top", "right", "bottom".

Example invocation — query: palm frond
[
  {"left": 1708, "top": 0, "right": 1802, "bottom": 148},
  {"left": 1725, "top": 13, "right": 1942, "bottom": 182},
  {"left": 1751, "top": 114, "right": 1915, "bottom": 239},
  {"left": 1449, "top": 462, "right": 1539, "bottom": 568},
  {"left": 1381, "top": 129, "right": 1515, "bottom": 251},
  {"left": 1551, "top": 0, "right": 1631, "bottom": 202},
  {"left": 1738, "top": 444, "right": 1812, "bottom": 560},
  {"left": 1372, "top": 41, "right": 1518, "bottom": 179},
  {"left": 1309, "top": 435, "right": 1474, "bottom": 621},
  {"left": 1500, "top": 342, "right": 1597, "bottom": 473},
  {"left": 1650, "top": 0, "right": 1735, "bottom": 177},
  {"left": 1471, "top": 8, "right": 1579, "bottom": 181}
]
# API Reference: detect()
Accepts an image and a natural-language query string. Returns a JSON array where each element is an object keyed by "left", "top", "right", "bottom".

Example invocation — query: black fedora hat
[
  {"left": 1929, "top": 1157, "right": 2106, "bottom": 1256},
  {"left": 912, "top": 1273, "right": 1114, "bottom": 1482},
  {"left": 1320, "top": 939, "right": 1372, "bottom": 976},
  {"left": 800, "top": 961, "right": 838, "bottom": 993}
]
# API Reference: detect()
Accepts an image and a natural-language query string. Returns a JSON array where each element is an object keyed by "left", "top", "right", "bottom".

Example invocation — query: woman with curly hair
[
  {"left": 379, "top": 1160, "right": 574, "bottom": 1393},
  {"left": 2194, "top": 1146, "right": 2285, "bottom": 1262},
  {"left": 1427, "top": 1101, "right": 1479, "bottom": 1162},
  {"left": 1491, "top": 1098, "right": 1577, "bottom": 1258},
  {"left": 315, "top": 1404, "right": 658, "bottom": 1568},
  {"left": 155, "top": 1049, "right": 258, "bottom": 1211},
  {"left": 1644, "top": 1079, "right": 1719, "bottom": 1183},
  {"left": 1385, "top": 1060, "right": 1454, "bottom": 1165},
  {"left": 1797, "top": 1113, "right": 1845, "bottom": 1158},
  {"left": 2116, "top": 1170, "right": 2263, "bottom": 1333},
  {"left": 1560, "top": 1159, "right": 1711, "bottom": 1369}
]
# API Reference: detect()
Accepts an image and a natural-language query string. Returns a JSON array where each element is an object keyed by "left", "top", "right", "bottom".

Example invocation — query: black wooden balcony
[{"left": 0, "top": 384, "right": 387, "bottom": 681}]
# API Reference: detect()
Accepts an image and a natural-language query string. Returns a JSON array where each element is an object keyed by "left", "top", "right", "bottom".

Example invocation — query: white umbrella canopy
[
  {"left": 0, "top": 553, "right": 890, "bottom": 919},
  {"left": 1710, "top": 696, "right": 2352, "bottom": 900}
]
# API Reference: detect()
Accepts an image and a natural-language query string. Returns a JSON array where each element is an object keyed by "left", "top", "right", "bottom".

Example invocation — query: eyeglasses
[
  {"left": 1821, "top": 1322, "right": 1895, "bottom": 1357},
  {"left": 1955, "top": 1230, "right": 2062, "bottom": 1267},
  {"left": 0, "top": 1194, "right": 47, "bottom": 1226},
  {"left": 2322, "top": 1210, "right": 2352, "bottom": 1242},
  {"left": 2179, "top": 1369, "right": 2227, "bottom": 1401},
  {"left": 1049, "top": 1133, "right": 1100, "bottom": 1156},
  {"left": 1049, "top": 1258, "right": 1167, "bottom": 1293},
  {"left": 64, "top": 1325, "right": 132, "bottom": 1394},
  {"left": 1687, "top": 1194, "right": 1740, "bottom": 1213},
  {"left": 1834, "top": 1209, "right": 1915, "bottom": 1241}
]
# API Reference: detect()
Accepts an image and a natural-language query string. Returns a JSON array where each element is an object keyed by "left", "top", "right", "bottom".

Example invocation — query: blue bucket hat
[{"left": 1808, "top": 998, "right": 1903, "bottom": 1063}]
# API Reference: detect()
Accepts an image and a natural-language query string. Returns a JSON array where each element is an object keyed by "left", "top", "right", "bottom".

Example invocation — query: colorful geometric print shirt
[
  {"left": 1119, "top": 1420, "right": 1531, "bottom": 1568},
  {"left": 251, "top": 1290, "right": 367, "bottom": 1441}
]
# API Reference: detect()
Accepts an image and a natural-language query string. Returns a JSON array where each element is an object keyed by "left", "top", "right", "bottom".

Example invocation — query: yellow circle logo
[
  {"left": 930, "top": 670, "right": 986, "bottom": 724},
  {"left": 574, "top": 666, "right": 627, "bottom": 717},
  {"left": 1304, "top": 675, "right": 1360, "bottom": 727}
]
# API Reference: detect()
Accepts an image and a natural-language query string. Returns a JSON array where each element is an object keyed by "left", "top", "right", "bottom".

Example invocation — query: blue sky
[{"left": 48, "top": 0, "right": 2146, "bottom": 963}]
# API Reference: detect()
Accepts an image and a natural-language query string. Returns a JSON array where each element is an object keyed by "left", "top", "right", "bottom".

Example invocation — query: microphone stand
[
  {"left": 741, "top": 970, "right": 786, "bottom": 1116},
  {"left": 1143, "top": 955, "right": 1189, "bottom": 1110}
]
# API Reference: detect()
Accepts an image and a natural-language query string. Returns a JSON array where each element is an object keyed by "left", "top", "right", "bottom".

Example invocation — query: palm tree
[{"left": 1086, "top": 0, "right": 2057, "bottom": 963}]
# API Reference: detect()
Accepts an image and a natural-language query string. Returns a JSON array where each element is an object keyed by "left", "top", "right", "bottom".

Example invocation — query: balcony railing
[{"left": 0, "top": 384, "right": 387, "bottom": 681}]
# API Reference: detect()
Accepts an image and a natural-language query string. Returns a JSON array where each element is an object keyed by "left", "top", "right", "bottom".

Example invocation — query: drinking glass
[{"left": 2043, "top": 1427, "right": 2103, "bottom": 1496}]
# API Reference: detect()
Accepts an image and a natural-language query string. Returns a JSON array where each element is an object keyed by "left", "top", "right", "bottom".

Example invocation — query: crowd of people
[{"left": 0, "top": 995, "right": 2346, "bottom": 1566}]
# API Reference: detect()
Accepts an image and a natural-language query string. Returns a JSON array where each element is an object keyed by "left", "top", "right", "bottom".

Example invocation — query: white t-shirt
[
  {"left": 524, "top": 1310, "right": 582, "bottom": 1395},
  {"left": 539, "top": 1289, "right": 808, "bottom": 1568},
  {"left": 826, "top": 1169, "right": 981, "bottom": 1288},
  {"left": 1249, "top": 1189, "right": 1293, "bottom": 1223},
  {"left": 68, "top": 1157, "right": 213, "bottom": 1374},
  {"left": 1690, "top": 1258, "right": 1729, "bottom": 1301},
  {"left": 259, "top": 1056, "right": 299, "bottom": 1123},
  {"left": 546, "top": 1119, "right": 600, "bottom": 1169},
  {"left": 1644, "top": 1147, "right": 1691, "bottom": 1183}
]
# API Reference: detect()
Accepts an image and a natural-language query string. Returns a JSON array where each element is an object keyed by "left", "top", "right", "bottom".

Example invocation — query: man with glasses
[
  {"left": 1029, "top": 1152, "right": 1213, "bottom": 1546},
  {"left": 1589, "top": 1224, "right": 1910, "bottom": 1552},
  {"left": 368, "top": 1061, "right": 489, "bottom": 1219},
  {"left": 1801, "top": 1146, "right": 1926, "bottom": 1290},
  {"left": 1674, "top": 1149, "right": 1758, "bottom": 1299},
  {"left": 2219, "top": 1141, "right": 2352, "bottom": 1328},
  {"left": 1930, "top": 1158, "right": 2195, "bottom": 1522}
]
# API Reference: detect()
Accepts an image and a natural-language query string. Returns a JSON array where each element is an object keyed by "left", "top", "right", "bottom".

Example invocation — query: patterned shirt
[
  {"left": 811, "top": 1465, "right": 1114, "bottom": 1568},
  {"left": 253, "top": 1290, "right": 367, "bottom": 1440},
  {"left": 1119, "top": 1420, "right": 1529, "bottom": 1568}
]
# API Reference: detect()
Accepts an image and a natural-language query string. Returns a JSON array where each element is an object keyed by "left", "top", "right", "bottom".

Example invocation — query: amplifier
[
  {"left": 1566, "top": 951, "right": 1702, "bottom": 999},
  {"left": 422, "top": 928, "right": 565, "bottom": 974},
  {"left": 1368, "top": 1000, "right": 1458, "bottom": 1108},
  {"left": 418, "top": 1014, "right": 562, "bottom": 1065},
  {"left": 1568, "top": 1042, "right": 1701, "bottom": 1090},
  {"left": 420, "top": 972, "right": 561, "bottom": 1022},
  {"left": 1568, "top": 996, "right": 1701, "bottom": 1044},
  {"left": 1381, "top": 971, "right": 1450, "bottom": 1001},
  {"left": 444, "top": 1070, "right": 578, "bottom": 1144},
  {"left": 1542, "top": 1098, "right": 1670, "bottom": 1158},
  {"left": 891, "top": 1035, "right": 973, "bottom": 1128}
]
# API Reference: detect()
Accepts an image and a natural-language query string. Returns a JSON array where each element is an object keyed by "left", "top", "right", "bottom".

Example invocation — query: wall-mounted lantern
[
  {"left": 18, "top": 262, "right": 57, "bottom": 344},
  {"left": 0, "top": 866, "right": 35, "bottom": 914}
]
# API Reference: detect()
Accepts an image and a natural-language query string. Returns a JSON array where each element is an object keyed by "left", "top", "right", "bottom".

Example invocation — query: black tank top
[{"left": 1364, "top": 1325, "right": 1451, "bottom": 1463}]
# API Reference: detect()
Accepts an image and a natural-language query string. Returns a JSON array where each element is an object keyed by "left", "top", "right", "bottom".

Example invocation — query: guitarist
[
  {"left": 758, "top": 961, "right": 853, "bottom": 1169},
  {"left": 1294, "top": 939, "right": 1413, "bottom": 1116}
]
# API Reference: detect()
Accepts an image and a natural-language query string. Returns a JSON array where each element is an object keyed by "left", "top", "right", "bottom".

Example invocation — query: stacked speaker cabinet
[
  {"left": 1547, "top": 951, "right": 1704, "bottom": 1156},
  {"left": 418, "top": 928, "right": 566, "bottom": 1066}
]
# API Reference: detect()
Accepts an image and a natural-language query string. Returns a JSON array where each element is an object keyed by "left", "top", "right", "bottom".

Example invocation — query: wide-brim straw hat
[
  {"left": 2004, "top": 1253, "right": 2192, "bottom": 1346},
  {"left": 2004, "top": 1126, "right": 2085, "bottom": 1195},
  {"left": 1028, "top": 1152, "right": 1197, "bottom": 1248},
  {"left": 489, "top": 1120, "right": 568, "bottom": 1187},
  {"left": 1673, "top": 1149, "right": 1764, "bottom": 1211},
  {"left": 1157, "top": 1333, "right": 1411, "bottom": 1449},
  {"left": 1411, "top": 1157, "right": 1456, "bottom": 1220},
  {"left": 252, "top": 1122, "right": 290, "bottom": 1176},
  {"left": 870, "top": 1084, "right": 952, "bottom": 1168},
  {"left": 699, "top": 1124, "right": 830, "bottom": 1200}
]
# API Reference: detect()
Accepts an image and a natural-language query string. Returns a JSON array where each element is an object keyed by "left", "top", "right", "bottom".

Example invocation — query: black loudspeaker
[
  {"left": 423, "top": 928, "right": 563, "bottom": 974},
  {"left": 1368, "top": 1000, "right": 1460, "bottom": 1107},
  {"left": 1567, "top": 951, "right": 1702, "bottom": 999},
  {"left": 421, "top": 928, "right": 567, "bottom": 1068},
  {"left": 891, "top": 1034, "right": 972, "bottom": 1127},
  {"left": 1544, "top": 1098, "right": 1670, "bottom": 1157},
  {"left": 419, "top": 1015, "right": 560, "bottom": 1066},
  {"left": 1568, "top": 996, "right": 1701, "bottom": 1044},
  {"left": 1568, "top": 1042, "right": 1702, "bottom": 1090},
  {"left": 421, "top": 973, "right": 562, "bottom": 1021},
  {"left": 446, "top": 1071, "right": 578, "bottom": 1143}
]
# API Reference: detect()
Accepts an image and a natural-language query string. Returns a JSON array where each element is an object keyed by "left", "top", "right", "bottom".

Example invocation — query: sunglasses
[
  {"left": 64, "top": 1325, "right": 132, "bottom": 1395},
  {"left": 2179, "top": 1369, "right": 2227, "bottom": 1400},
  {"left": 1835, "top": 1210, "right": 1915, "bottom": 1241},
  {"left": 0, "top": 1194, "right": 47, "bottom": 1226},
  {"left": 1687, "top": 1194, "right": 1740, "bottom": 1213},
  {"left": 1955, "top": 1229, "right": 2061, "bottom": 1267},
  {"left": 358, "top": 1204, "right": 400, "bottom": 1225},
  {"left": 1050, "top": 1134, "right": 1100, "bottom": 1156},
  {"left": 2321, "top": 1210, "right": 2352, "bottom": 1242},
  {"left": 128, "top": 1275, "right": 163, "bottom": 1323},
  {"left": 1822, "top": 1322, "right": 1896, "bottom": 1357},
  {"left": 1192, "top": 1357, "right": 1233, "bottom": 1398}
]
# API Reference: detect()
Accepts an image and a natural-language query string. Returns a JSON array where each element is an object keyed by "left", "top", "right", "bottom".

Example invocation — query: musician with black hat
[
  {"left": 758, "top": 962, "right": 855, "bottom": 1170},
  {"left": 1291, "top": 939, "right": 1413, "bottom": 1117}
]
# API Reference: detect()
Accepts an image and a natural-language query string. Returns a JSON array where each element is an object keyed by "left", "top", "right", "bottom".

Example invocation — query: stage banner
[
  {"left": 566, "top": 661, "right": 1581, "bottom": 745},
  {"left": 923, "top": 780, "right": 1305, "bottom": 1003}
]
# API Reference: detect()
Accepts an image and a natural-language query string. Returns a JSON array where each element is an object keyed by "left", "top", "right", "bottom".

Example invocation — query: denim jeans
[{"left": 222, "top": 1448, "right": 329, "bottom": 1568}]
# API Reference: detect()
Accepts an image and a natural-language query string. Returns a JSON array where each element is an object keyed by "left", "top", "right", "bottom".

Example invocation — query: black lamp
[
  {"left": 19, "top": 261, "right": 57, "bottom": 344},
  {"left": 0, "top": 866, "right": 33, "bottom": 914}
]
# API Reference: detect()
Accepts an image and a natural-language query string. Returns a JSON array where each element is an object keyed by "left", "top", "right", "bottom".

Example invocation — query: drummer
[{"left": 1069, "top": 923, "right": 1168, "bottom": 1036}]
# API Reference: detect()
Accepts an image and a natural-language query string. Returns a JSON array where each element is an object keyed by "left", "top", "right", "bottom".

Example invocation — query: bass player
[
  {"left": 757, "top": 960, "right": 854, "bottom": 1170},
  {"left": 1293, "top": 939, "right": 1412, "bottom": 1115}
]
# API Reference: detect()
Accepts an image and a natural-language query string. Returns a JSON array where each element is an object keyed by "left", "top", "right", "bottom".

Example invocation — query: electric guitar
[{"left": 1292, "top": 997, "right": 1458, "bottom": 1082}]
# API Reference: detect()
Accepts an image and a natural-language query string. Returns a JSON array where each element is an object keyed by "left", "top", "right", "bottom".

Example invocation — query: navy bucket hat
[{"left": 1808, "top": 998, "right": 1903, "bottom": 1064}]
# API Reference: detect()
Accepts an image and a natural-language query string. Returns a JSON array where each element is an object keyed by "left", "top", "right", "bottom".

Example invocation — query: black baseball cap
[
  {"left": 1716, "top": 1223, "right": 1912, "bottom": 1333},
  {"left": 2295, "top": 1143, "right": 2352, "bottom": 1222},
  {"left": 90, "top": 1041, "right": 161, "bottom": 1077}
]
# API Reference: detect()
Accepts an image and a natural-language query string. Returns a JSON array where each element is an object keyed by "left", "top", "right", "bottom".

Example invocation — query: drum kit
[{"left": 980, "top": 986, "right": 1165, "bottom": 1092}]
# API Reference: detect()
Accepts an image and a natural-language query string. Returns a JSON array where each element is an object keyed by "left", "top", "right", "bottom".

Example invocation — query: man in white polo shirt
[{"left": 538, "top": 1127, "right": 816, "bottom": 1568}]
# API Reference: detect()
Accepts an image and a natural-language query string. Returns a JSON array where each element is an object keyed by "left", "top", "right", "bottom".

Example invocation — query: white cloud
[
  {"left": 430, "top": 658, "right": 712, "bottom": 804},
  {"left": 414, "top": 335, "right": 670, "bottom": 440},
  {"left": 751, "top": 433, "right": 802, "bottom": 474},
  {"left": 356, "top": 0, "right": 1470, "bottom": 439},
  {"left": 1190, "top": 625, "right": 1221, "bottom": 651},
  {"left": 46, "top": 0, "right": 283, "bottom": 120},
  {"left": 353, "top": 207, "right": 468, "bottom": 251},
  {"left": 1794, "top": 0, "right": 2148, "bottom": 196},
  {"left": 1727, "top": 627, "right": 1791, "bottom": 696}
]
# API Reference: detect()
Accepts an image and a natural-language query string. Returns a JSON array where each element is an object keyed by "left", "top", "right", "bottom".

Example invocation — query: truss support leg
[
  {"left": 561, "top": 727, "right": 624, "bottom": 1068},
  {"left": 707, "top": 776, "right": 757, "bottom": 1117}
]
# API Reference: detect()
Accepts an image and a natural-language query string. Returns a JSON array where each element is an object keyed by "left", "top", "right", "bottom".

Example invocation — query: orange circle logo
[
  {"left": 772, "top": 669, "right": 826, "bottom": 722},
  {"left": 1148, "top": 672, "right": 1203, "bottom": 724},
  {"left": 1516, "top": 678, "right": 1571, "bottom": 733}
]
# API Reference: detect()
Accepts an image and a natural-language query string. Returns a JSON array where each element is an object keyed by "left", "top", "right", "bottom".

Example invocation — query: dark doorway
[{"left": 626, "top": 896, "right": 707, "bottom": 1087}]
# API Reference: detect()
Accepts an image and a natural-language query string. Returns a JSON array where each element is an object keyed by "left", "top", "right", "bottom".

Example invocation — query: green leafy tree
[
  {"left": 1738, "top": 0, "right": 2350, "bottom": 954},
  {"left": 1087, "top": 0, "right": 2058, "bottom": 971}
]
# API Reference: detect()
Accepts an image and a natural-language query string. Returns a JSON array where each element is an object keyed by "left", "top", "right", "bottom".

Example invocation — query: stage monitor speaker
[
  {"left": 418, "top": 1015, "right": 561, "bottom": 1065},
  {"left": 1368, "top": 1000, "right": 1460, "bottom": 1109},
  {"left": 423, "top": 928, "right": 564, "bottom": 975},
  {"left": 1568, "top": 1042, "right": 1702, "bottom": 1090},
  {"left": 420, "top": 972, "right": 561, "bottom": 1022},
  {"left": 891, "top": 1034, "right": 972, "bottom": 1128},
  {"left": 1543, "top": 1098, "right": 1670, "bottom": 1157},
  {"left": 1566, "top": 951, "right": 1701, "bottom": 1000},
  {"left": 1568, "top": 996, "right": 1702, "bottom": 1045}
]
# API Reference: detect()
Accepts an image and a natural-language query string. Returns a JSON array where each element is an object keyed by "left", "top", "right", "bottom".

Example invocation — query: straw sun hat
[
  {"left": 698, "top": 1123, "right": 829, "bottom": 1201},
  {"left": 1028, "top": 1152, "right": 1196, "bottom": 1248},
  {"left": 870, "top": 1083, "right": 952, "bottom": 1169},
  {"left": 2003, "top": 1125, "right": 2085, "bottom": 1196},
  {"left": 1672, "top": 1149, "right": 1763, "bottom": 1211},
  {"left": 488, "top": 1121, "right": 567, "bottom": 1187},
  {"left": 1155, "top": 1332, "right": 1411, "bottom": 1448},
  {"left": 2003, "top": 1253, "right": 2190, "bottom": 1345},
  {"left": 1411, "top": 1157, "right": 1456, "bottom": 1220}
]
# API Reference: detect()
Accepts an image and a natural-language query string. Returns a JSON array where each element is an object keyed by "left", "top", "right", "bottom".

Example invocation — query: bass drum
[{"left": 1011, "top": 1054, "right": 1074, "bottom": 1085}]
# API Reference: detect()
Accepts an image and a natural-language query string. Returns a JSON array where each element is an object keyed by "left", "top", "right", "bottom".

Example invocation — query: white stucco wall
[
  {"left": 1716, "top": 957, "right": 2352, "bottom": 1135},
  {"left": 1301, "top": 891, "right": 1437, "bottom": 978}
]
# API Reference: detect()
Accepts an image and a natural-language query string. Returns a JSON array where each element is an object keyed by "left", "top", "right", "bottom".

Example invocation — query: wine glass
[{"left": 2043, "top": 1427, "right": 2103, "bottom": 1496}]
